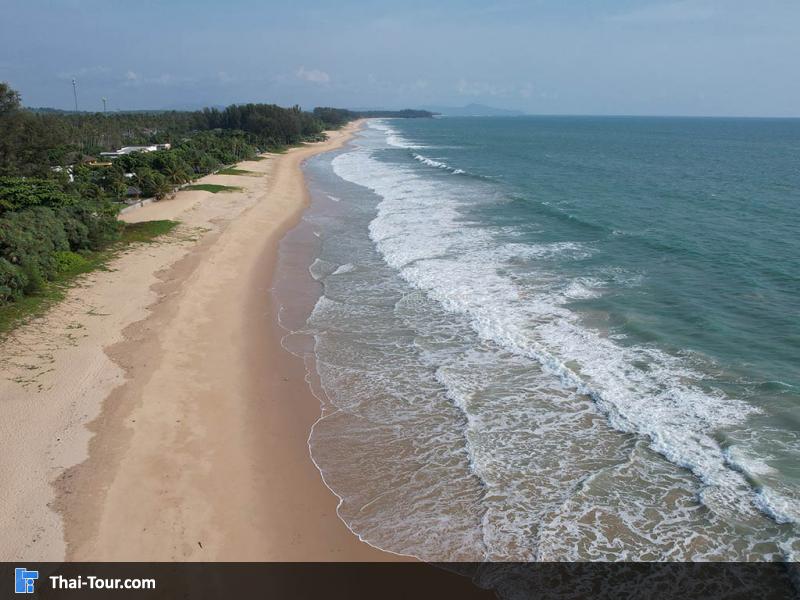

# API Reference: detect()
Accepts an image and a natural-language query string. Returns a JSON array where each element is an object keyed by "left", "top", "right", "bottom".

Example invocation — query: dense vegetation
[
  {"left": 97, "top": 132, "right": 260, "bottom": 198},
  {"left": 0, "top": 219, "right": 178, "bottom": 335},
  {"left": 313, "top": 107, "right": 358, "bottom": 127},
  {"left": 0, "top": 175, "right": 119, "bottom": 303},
  {"left": 313, "top": 107, "right": 436, "bottom": 127},
  {"left": 200, "top": 104, "right": 327, "bottom": 146},
  {"left": 0, "top": 82, "right": 335, "bottom": 307},
  {"left": 0, "top": 80, "right": 431, "bottom": 311}
]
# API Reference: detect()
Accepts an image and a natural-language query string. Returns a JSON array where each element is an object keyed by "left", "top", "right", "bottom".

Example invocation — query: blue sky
[{"left": 2, "top": 0, "right": 799, "bottom": 116}]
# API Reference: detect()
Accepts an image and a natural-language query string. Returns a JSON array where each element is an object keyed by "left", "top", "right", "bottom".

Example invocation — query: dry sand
[{"left": 0, "top": 120, "right": 395, "bottom": 560}]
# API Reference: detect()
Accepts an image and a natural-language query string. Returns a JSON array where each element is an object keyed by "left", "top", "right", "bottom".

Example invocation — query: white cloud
[
  {"left": 607, "top": 1, "right": 715, "bottom": 24},
  {"left": 457, "top": 79, "right": 502, "bottom": 97},
  {"left": 296, "top": 66, "right": 330, "bottom": 84},
  {"left": 457, "top": 79, "right": 535, "bottom": 99},
  {"left": 152, "top": 73, "right": 173, "bottom": 85},
  {"left": 519, "top": 82, "right": 534, "bottom": 99},
  {"left": 57, "top": 65, "right": 112, "bottom": 80},
  {"left": 121, "top": 71, "right": 188, "bottom": 87},
  {"left": 217, "top": 71, "right": 237, "bottom": 84}
]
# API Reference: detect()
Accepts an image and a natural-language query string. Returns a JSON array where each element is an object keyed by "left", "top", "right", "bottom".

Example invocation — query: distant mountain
[{"left": 420, "top": 103, "right": 526, "bottom": 117}]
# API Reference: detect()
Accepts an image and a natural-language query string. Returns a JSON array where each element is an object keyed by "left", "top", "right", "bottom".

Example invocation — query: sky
[{"left": 1, "top": 0, "right": 799, "bottom": 116}]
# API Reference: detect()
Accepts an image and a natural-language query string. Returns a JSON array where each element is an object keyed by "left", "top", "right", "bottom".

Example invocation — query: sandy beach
[{"left": 0, "top": 119, "right": 395, "bottom": 561}]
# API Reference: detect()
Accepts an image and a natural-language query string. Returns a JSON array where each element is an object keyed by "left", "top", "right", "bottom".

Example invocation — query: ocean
[{"left": 276, "top": 116, "right": 800, "bottom": 561}]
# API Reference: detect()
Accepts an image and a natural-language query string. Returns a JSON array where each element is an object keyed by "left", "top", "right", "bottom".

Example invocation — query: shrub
[
  {"left": 0, "top": 201, "right": 119, "bottom": 304},
  {"left": 0, "top": 176, "right": 73, "bottom": 214},
  {"left": 0, "top": 257, "right": 25, "bottom": 303},
  {"left": 54, "top": 250, "right": 90, "bottom": 274},
  {"left": 21, "top": 260, "right": 45, "bottom": 294},
  {"left": 59, "top": 200, "right": 120, "bottom": 249},
  {"left": 0, "top": 206, "right": 70, "bottom": 280}
]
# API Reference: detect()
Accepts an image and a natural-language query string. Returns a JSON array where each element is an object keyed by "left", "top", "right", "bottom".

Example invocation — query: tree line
[
  {"left": 312, "top": 107, "right": 436, "bottom": 127},
  {"left": 0, "top": 82, "right": 333, "bottom": 305},
  {"left": 0, "top": 81, "right": 432, "bottom": 306}
]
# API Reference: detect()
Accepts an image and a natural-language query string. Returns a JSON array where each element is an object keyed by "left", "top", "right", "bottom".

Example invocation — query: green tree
[{"left": 0, "top": 82, "right": 21, "bottom": 115}]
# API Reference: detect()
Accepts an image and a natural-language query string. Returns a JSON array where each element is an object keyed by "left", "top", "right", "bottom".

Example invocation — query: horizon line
[{"left": 23, "top": 104, "right": 800, "bottom": 120}]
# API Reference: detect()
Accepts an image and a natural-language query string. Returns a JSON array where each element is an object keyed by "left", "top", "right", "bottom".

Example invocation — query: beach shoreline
[{"left": 1, "top": 119, "right": 397, "bottom": 561}]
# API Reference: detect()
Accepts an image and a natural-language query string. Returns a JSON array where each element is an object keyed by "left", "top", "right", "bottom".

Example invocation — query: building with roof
[{"left": 99, "top": 143, "right": 171, "bottom": 159}]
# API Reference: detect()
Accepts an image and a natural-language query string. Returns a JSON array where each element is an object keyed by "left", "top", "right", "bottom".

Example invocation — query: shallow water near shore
[{"left": 276, "top": 117, "right": 800, "bottom": 561}]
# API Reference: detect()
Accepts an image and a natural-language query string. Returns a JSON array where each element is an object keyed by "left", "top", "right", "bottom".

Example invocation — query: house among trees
[{"left": 100, "top": 143, "right": 171, "bottom": 159}]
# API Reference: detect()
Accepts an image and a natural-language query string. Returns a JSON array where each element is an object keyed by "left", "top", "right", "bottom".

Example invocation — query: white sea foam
[
  {"left": 368, "top": 119, "right": 424, "bottom": 148},
  {"left": 332, "top": 263, "right": 356, "bottom": 275},
  {"left": 309, "top": 258, "right": 338, "bottom": 280},
  {"left": 413, "top": 153, "right": 465, "bottom": 175},
  {"left": 754, "top": 488, "right": 800, "bottom": 525},
  {"left": 330, "top": 131, "right": 787, "bottom": 533},
  {"left": 413, "top": 154, "right": 447, "bottom": 169},
  {"left": 326, "top": 194, "right": 341, "bottom": 202}
]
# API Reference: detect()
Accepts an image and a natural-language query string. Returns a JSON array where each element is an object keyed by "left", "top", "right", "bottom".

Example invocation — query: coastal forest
[{"left": 0, "top": 81, "right": 430, "bottom": 311}]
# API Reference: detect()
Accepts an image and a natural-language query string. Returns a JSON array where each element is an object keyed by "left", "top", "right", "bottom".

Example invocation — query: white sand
[{"left": 0, "top": 121, "right": 394, "bottom": 560}]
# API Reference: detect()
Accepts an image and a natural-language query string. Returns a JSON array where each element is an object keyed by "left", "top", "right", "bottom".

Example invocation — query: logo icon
[{"left": 14, "top": 568, "right": 38, "bottom": 594}]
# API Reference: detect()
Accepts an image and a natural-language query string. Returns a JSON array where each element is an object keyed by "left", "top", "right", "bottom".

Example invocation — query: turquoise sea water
[{"left": 286, "top": 116, "right": 800, "bottom": 561}]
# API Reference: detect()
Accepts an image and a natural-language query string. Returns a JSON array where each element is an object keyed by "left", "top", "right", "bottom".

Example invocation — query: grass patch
[
  {"left": 119, "top": 220, "right": 179, "bottom": 243},
  {"left": 0, "top": 220, "right": 179, "bottom": 337},
  {"left": 245, "top": 156, "right": 267, "bottom": 161},
  {"left": 217, "top": 167, "right": 259, "bottom": 176},
  {"left": 265, "top": 143, "right": 303, "bottom": 154},
  {"left": 184, "top": 183, "right": 242, "bottom": 194}
]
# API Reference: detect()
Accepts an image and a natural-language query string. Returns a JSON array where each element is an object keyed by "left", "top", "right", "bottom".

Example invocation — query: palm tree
[
  {"left": 163, "top": 162, "right": 189, "bottom": 185},
  {"left": 152, "top": 178, "right": 173, "bottom": 200}
]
